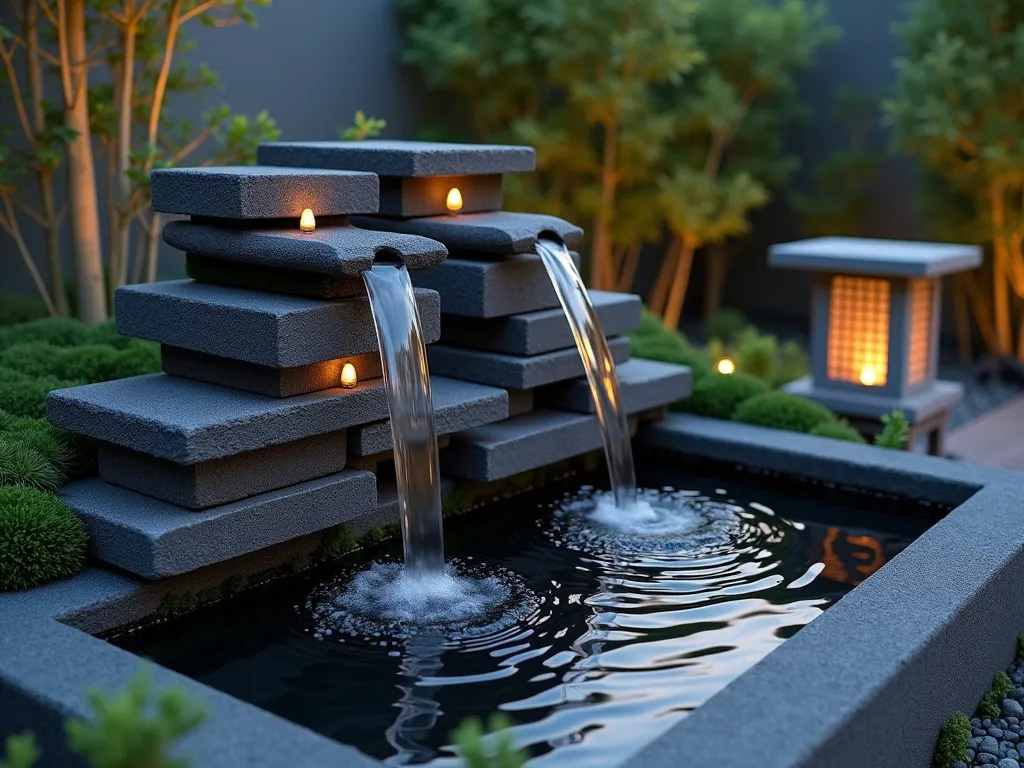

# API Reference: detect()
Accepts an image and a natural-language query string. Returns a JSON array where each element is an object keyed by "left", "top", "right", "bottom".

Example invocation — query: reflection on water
[{"left": 115, "top": 469, "right": 928, "bottom": 766}]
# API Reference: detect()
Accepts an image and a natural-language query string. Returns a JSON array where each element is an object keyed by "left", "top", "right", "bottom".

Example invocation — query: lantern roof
[
  {"left": 768, "top": 236, "right": 981, "bottom": 278},
  {"left": 258, "top": 140, "right": 536, "bottom": 178}
]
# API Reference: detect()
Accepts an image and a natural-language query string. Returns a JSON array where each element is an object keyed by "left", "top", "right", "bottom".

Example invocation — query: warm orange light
[
  {"left": 859, "top": 365, "right": 879, "bottom": 386},
  {"left": 716, "top": 357, "right": 735, "bottom": 375},
  {"left": 299, "top": 208, "right": 316, "bottom": 232},
  {"left": 340, "top": 362, "right": 357, "bottom": 388},
  {"left": 446, "top": 187, "right": 463, "bottom": 213}
]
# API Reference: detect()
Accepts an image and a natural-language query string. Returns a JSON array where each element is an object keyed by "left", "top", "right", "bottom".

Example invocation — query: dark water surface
[{"left": 113, "top": 462, "right": 935, "bottom": 766}]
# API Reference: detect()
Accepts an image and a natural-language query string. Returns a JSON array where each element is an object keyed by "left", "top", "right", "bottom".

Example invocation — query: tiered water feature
[{"left": 43, "top": 143, "right": 931, "bottom": 766}]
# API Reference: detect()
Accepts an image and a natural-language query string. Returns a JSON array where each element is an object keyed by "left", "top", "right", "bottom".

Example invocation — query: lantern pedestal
[
  {"left": 768, "top": 236, "right": 982, "bottom": 457},
  {"left": 784, "top": 376, "right": 963, "bottom": 454}
]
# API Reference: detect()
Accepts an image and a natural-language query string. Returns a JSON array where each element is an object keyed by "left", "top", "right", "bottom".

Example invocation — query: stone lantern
[{"left": 768, "top": 236, "right": 982, "bottom": 455}]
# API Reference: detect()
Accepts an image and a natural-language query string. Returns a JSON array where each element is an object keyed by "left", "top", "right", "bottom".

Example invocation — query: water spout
[
  {"left": 535, "top": 238, "right": 637, "bottom": 508},
  {"left": 363, "top": 263, "right": 445, "bottom": 575}
]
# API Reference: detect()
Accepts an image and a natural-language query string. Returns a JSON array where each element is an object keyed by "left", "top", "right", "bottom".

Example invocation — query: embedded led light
[
  {"left": 340, "top": 362, "right": 358, "bottom": 388},
  {"left": 299, "top": 208, "right": 316, "bottom": 232},
  {"left": 446, "top": 187, "right": 463, "bottom": 213}
]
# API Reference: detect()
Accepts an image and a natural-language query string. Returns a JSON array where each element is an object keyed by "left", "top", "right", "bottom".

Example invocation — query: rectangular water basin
[{"left": 108, "top": 458, "right": 938, "bottom": 767}]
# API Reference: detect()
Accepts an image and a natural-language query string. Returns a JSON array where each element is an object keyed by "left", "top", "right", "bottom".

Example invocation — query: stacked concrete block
[
  {"left": 260, "top": 141, "right": 692, "bottom": 482},
  {"left": 47, "top": 166, "right": 509, "bottom": 579}
]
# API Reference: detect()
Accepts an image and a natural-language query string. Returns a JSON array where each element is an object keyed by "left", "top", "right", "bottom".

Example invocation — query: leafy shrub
[
  {"left": 808, "top": 419, "right": 866, "bottom": 444},
  {"left": 84, "top": 320, "right": 136, "bottom": 350},
  {"left": 65, "top": 668, "right": 207, "bottom": 768},
  {"left": 876, "top": 409, "right": 910, "bottom": 450},
  {"left": 0, "top": 732, "right": 40, "bottom": 768},
  {"left": 110, "top": 341, "right": 161, "bottom": 378},
  {"left": 0, "top": 293, "right": 49, "bottom": 327},
  {"left": 0, "top": 376, "right": 80, "bottom": 419},
  {"left": 978, "top": 671, "right": 1014, "bottom": 720},
  {"left": 0, "top": 485, "right": 87, "bottom": 591},
  {"left": 0, "top": 366, "right": 30, "bottom": 384},
  {"left": 0, "top": 317, "right": 92, "bottom": 351},
  {"left": 452, "top": 714, "right": 526, "bottom": 768},
  {"left": 735, "top": 327, "right": 778, "bottom": 380},
  {"left": 49, "top": 345, "right": 125, "bottom": 381},
  {"left": 0, "top": 436, "right": 63, "bottom": 491},
  {"left": 316, "top": 524, "right": 358, "bottom": 560},
  {"left": 733, "top": 392, "right": 837, "bottom": 433},
  {"left": 771, "top": 340, "right": 810, "bottom": 388},
  {"left": 704, "top": 308, "right": 747, "bottom": 344},
  {"left": 934, "top": 712, "right": 971, "bottom": 768},
  {"left": 677, "top": 372, "right": 769, "bottom": 419}
]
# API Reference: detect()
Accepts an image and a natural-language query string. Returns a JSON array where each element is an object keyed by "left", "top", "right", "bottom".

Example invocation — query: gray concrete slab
[
  {"left": 161, "top": 346, "right": 383, "bottom": 398},
  {"left": 47, "top": 373, "right": 389, "bottom": 464},
  {"left": 162, "top": 221, "right": 447, "bottom": 275},
  {"left": 542, "top": 359, "right": 691, "bottom": 415},
  {"left": 351, "top": 211, "right": 583, "bottom": 255},
  {"left": 258, "top": 140, "right": 535, "bottom": 177},
  {"left": 378, "top": 174, "right": 503, "bottom": 217},
  {"left": 409, "top": 251, "right": 581, "bottom": 318},
  {"left": 427, "top": 336, "right": 631, "bottom": 390},
  {"left": 440, "top": 290, "right": 643, "bottom": 354},
  {"left": 348, "top": 376, "right": 508, "bottom": 456},
  {"left": 150, "top": 166, "right": 379, "bottom": 219},
  {"left": 116, "top": 280, "right": 440, "bottom": 368},
  {"left": 186, "top": 254, "right": 366, "bottom": 299},
  {"left": 61, "top": 470, "right": 376, "bottom": 579},
  {"left": 97, "top": 430, "right": 347, "bottom": 509},
  {"left": 785, "top": 376, "right": 963, "bottom": 421},
  {"left": 768, "top": 236, "right": 982, "bottom": 277}
]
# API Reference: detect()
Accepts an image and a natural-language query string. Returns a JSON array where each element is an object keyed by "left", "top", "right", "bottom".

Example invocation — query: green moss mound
[
  {"left": 0, "top": 317, "right": 93, "bottom": 351},
  {"left": 676, "top": 372, "right": 769, "bottom": 419},
  {"left": 808, "top": 418, "right": 866, "bottom": 444},
  {"left": 0, "top": 376, "right": 81, "bottom": 419},
  {"left": 629, "top": 312, "right": 712, "bottom": 382},
  {"left": 733, "top": 392, "right": 837, "bottom": 433},
  {"left": 0, "top": 340, "right": 159, "bottom": 382},
  {"left": 0, "top": 485, "right": 87, "bottom": 591},
  {"left": 934, "top": 712, "right": 971, "bottom": 768},
  {"left": 0, "top": 293, "right": 49, "bottom": 327}
]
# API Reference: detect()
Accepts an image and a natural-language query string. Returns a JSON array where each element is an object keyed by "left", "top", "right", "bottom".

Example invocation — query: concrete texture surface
[
  {"left": 769, "top": 236, "right": 983, "bottom": 277},
  {"left": 185, "top": 254, "right": 366, "bottom": 299},
  {"left": 427, "top": 336, "right": 631, "bottom": 390},
  {"left": 351, "top": 211, "right": 583, "bottom": 255},
  {"left": 347, "top": 376, "right": 508, "bottom": 456},
  {"left": 47, "top": 374, "right": 389, "bottom": 464},
  {"left": 61, "top": 470, "right": 376, "bottom": 579},
  {"left": 163, "top": 221, "right": 447, "bottom": 275},
  {"left": 378, "top": 174, "right": 503, "bottom": 217},
  {"left": 409, "top": 252, "right": 581, "bottom": 318},
  {"left": 258, "top": 140, "right": 536, "bottom": 177},
  {"left": 439, "top": 290, "right": 642, "bottom": 355},
  {"left": 161, "top": 345, "right": 384, "bottom": 398},
  {"left": 97, "top": 431, "right": 347, "bottom": 509},
  {"left": 542, "top": 359, "right": 691, "bottom": 415},
  {"left": 116, "top": 280, "right": 440, "bottom": 368},
  {"left": 785, "top": 376, "right": 964, "bottom": 421},
  {"left": 150, "top": 166, "right": 379, "bottom": 219}
]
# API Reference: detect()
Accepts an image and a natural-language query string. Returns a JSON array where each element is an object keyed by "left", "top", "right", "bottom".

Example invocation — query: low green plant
[
  {"left": 0, "top": 376, "right": 81, "bottom": 419},
  {"left": 808, "top": 419, "right": 866, "bottom": 444},
  {"left": 0, "top": 294, "right": 49, "bottom": 327},
  {"left": 0, "top": 485, "right": 88, "bottom": 591},
  {"left": 452, "top": 714, "right": 526, "bottom": 768},
  {"left": 0, "top": 733, "right": 40, "bottom": 768},
  {"left": 340, "top": 111, "right": 387, "bottom": 141},
  {"left": 156, "top": 592, "right": 199, "bottom": 618},
  {"left": 735, "top": 327, "right": 779, "bottom": 381},
  {"left": 0, "top": 317, "right": 93, "bottom": 351},
  {"left": 733, "top": 392, "right": 837, "bottom": 434},
  {"left": 442, "top": 487, "right": 472, "bottom": 517},
  {"left": 876, "top": 409, "right": 910, "bottom": 450},
  {"left": 316, "top": 525, "right": 358, "bottom": 561},
  {"left": 0, "top": 366, "right": 30, "bottom": 384},
  {"left": 704, "top": 308, "right": 747, "bottom": 345},
  {"left": 678, "top": 373, "right": 770, "bottom": 419},
  {"left": 934, "top": 712, "right": 971, "bottom": 768},
  {"left": 978, "top": 671, "right": 1014, "bottom": 720},
  {"left": 65, "top": 668, "right": 207, "bottom": 768},
  {"left": 0, "top": 436, "right": 64, "bottom": 491}
]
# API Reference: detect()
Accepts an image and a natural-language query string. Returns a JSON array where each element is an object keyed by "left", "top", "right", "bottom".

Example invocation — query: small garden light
[
  {"left": 716, "top": 357, "right": 735, "bottom": 375},
  {"left": 340, "top": 362, "right": 358, "bottom": 388},
  {"left": 446, "top": 187, "right": 463, "bottom": 214},
  {"left": 299, "top": 208, "right": 316, "bottom": 232}
]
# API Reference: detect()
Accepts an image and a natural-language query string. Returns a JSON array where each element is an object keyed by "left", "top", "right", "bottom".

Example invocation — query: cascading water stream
[
  {"left": 363, "top": 262, "right": 445, "bottom": 576},
  {"left": 535, "top": 238, "right": 637, "bottom": 509}
]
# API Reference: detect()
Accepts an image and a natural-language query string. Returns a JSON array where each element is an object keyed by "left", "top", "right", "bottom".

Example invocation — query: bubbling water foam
[
  {"left": 307, "top": 559, "right": 539, "bottom": 641},
  {"left": 545, "top": 486, "right": 757, "bottom": 556}
]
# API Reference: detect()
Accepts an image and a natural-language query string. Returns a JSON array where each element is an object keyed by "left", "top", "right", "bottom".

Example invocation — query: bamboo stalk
[{"left": 661, "top": 235, "right": 696, "bottom": 330}]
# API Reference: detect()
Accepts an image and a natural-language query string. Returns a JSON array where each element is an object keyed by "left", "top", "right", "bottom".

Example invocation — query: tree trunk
[
  {"left": 62, "top": 0, "right": 108, "bottom": 324},
  {"left": 25, "top": 0, "right": 70, "bottom": 316},
  {"left": 617, "top": 242, "right": 642, "bottom": 293},
  {"left": 703, "top": 241, "right": 729, "bottom": 321},
  {"left": 649, "top": 239, "right": 679, "bottom": 316},
  {"left": 662, "top": 235, "right": 697, "bottom": 331},
  {"left": 990, "top": 184, "right": 1013, "bottom": 354},
  {"left": 144, "top": 212, "right": 161, "bottom": 283},
  {"left": 590, "top": 119, "right": 618, "bottom": 290},
  {"left": 112, "top": 9, "right": 138, "bottom": 292}
]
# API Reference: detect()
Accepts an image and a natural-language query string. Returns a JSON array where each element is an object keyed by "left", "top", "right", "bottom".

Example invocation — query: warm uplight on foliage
[
  {"left": 340, "top": 363, "right": 358, "bottom": 388},
  {"left": 447, "top": 188, "right": 463, "bottom": 213},
  {"left": 300, "top": 209, "right": 316, "bottom": 232},
  {"left": 716, "top": 357, "right": 735, "bottom": 375}
]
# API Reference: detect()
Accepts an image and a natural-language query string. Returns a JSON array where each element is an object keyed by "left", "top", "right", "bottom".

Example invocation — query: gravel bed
[{"left": 950, "top": 662, "right": 1024, "bottom": 768}]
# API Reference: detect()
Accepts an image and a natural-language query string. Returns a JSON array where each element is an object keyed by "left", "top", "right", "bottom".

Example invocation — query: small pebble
[
  {"left": 1006, "top": 701, "right": 1024, "bottom": 719},
  {"left": 998, "top": 759, "right": 1020, "bottom": 768},
  {"left": 979, "top": 755, "right": 999, "bottom": 766},
  {"left": 991, "top": 727, "right": 1007, "bottom": 739},
  {"left": 983, "top": 736, "right": 1003, "bottom": 756},
  {"left": 1011, "top": 718, "right": 1022, "bottom": 726},
  {"left": 988, "top": 719, "right": 996, "bottom": 728},
  {"left": 952, "top": 762, "right": 968, "bottom": 768},
  {"left": 974, "top": 737, "right": 985, "bottom": 749},
  {"left": 1007, "top": 732, "right": 1020, "bottom": 744},
  {"left": 1002, "top": 741, "right": 1017, "bottom": 755}
]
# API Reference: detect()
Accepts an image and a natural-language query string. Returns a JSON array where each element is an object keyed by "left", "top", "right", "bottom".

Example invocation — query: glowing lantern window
[
  {"left": 826, "top": 276, "right": 890, "bottom": 387},
  {"left": 908, "top": 279, "right": 933, "bottom": 386}
]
